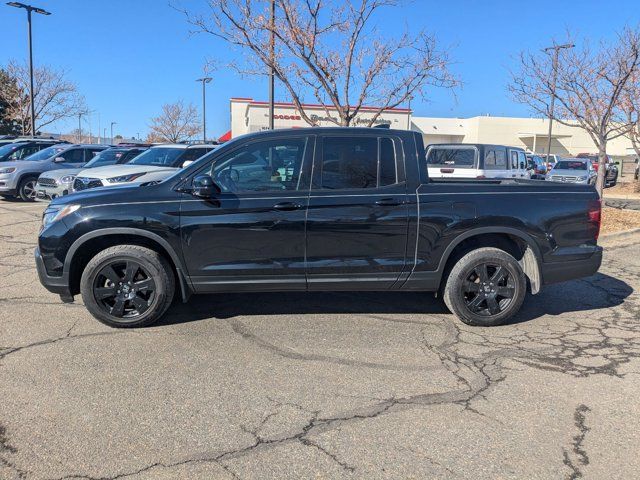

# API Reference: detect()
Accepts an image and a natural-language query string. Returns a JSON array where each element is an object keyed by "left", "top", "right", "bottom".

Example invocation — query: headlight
[
  {"left": 578, "top": 176, "right": 588, "bottom": 181},
  {"left": 106, "top": 173, "right": 145, "bottom": 183},
  {"left": 42, "top": 204, "right": 80, "bottom": 229},
  {"left": 0, "top": 167, "right": 16, "bottom": 174},
  {"left": 60, "top": 175, "right": 75, "bottom": 184}
]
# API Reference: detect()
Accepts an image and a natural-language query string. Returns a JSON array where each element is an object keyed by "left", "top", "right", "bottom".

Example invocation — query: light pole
[
  {"left": 543, "top": 43, "right": 574, "bottom": 170},
  {"left": 77, "top": 112, "right": 83, "bottom": 143},
  {"left": 196, "top": 77, "right": 212, "bottom": 142},
  {"left": 268, "top": 0, "right": 275, "bottom": 130},
  {"left": 406, "top": 95, "right": 414, "bottom": 130},
  {"left": 6, "top": 2, "right": 51, "bottom": 137},
  {"left": 110, "top": 122, "right": 116, "bottom": 145}
]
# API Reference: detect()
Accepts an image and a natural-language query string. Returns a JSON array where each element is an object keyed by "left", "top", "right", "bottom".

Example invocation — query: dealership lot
[{"left": 1, "top": 201, "right": 640, "bottom": 479}]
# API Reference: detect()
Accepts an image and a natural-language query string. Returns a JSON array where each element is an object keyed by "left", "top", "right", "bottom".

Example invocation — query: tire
[
  {"left": 17, "top": 176, "right": 38, "bottom": 202},
  {"left": 443, "top": 247, "right": 527, "bottom": 327},
  {"left": 80, "top": 245, "right": 175, "bottom": 328}
]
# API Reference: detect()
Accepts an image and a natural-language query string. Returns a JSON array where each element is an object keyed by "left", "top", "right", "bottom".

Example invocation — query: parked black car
[{"left": 36, "top": 128, "right": 602, "bottom": 328}]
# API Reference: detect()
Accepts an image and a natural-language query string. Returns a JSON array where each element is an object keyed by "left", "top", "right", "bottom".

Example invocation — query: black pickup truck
[{"left": 35, "top": 128, "right": 602, "bottom": 328}]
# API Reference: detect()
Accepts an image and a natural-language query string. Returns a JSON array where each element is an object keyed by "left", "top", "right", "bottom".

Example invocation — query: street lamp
[
  {"left": 195, "top": 77, "right": 212, "bottom": 142},
  {"left": 6, "top": 2, "right": 51, "bottom": 137},
  {"left": 543, "top": 43, "right": 574, "bottom": 170},
  {"left": 110, "top": 122, "right": 116, "bottom": 145},
  {"left": 77, "top": 112, "right": 83, "bottom": 143}
]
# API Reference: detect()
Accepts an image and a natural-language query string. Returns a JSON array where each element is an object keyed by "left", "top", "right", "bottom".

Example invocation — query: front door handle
[
  {"left": 375, "top": 198, "right": 403, "bottom": 207},
  {"left": 273, "top": 202, "right": 302, "bottom": 211}
]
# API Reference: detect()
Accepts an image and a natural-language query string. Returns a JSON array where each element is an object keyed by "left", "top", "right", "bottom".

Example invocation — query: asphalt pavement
[{"left": 1, "top": 200, "right": 639, "bottom": 479}]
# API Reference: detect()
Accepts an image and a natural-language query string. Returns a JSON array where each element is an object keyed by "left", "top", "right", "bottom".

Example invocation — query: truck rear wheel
[
  {"left": 443, "top": 247, "right": 526, "bottom": 327},
  {"left": 80, "top": 245, "right": 175, "bottom": 328}
]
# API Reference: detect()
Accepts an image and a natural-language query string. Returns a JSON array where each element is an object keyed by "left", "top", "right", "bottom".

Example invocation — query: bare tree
[
  {"left": 0, "top": 60, "right": 87, "bottom": 135},
  {"left": 148, "top": 101, "right": 200, "bottom": 143},
  {"left": 621, "top": 72, "right": 640, "bottom": 191},
  {"left": 180, "top": 0, "right": 458, "bottom": 127},
  {"left": 509, "top": 28, "right": 640, "bottom": 194}
]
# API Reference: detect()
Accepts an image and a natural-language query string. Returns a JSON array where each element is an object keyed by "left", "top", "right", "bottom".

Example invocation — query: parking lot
[{"left": 0, "top": 200, "right": 639, "bottom": 479}]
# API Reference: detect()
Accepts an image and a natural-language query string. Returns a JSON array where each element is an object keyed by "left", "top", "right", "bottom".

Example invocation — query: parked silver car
[
  {"left": 545, "top": 158, "right": 596, "bottom": 185},
  {"left": 36, "top": 146, "right": 147, "bottom": 200}
]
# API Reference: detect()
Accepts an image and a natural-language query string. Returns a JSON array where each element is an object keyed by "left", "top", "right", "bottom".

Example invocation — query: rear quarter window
[
  {"left": 426, "top": 147, "right": 477, "bottom": 169},
  {"left": 484, "top": 148, "right": 507, "bottom": 170}
]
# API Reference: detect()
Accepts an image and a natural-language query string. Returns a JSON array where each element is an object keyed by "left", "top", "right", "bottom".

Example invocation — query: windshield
[
  {"left": 84, "top": 149, "right": 128, "bottom": 168},
  {"left": 129, "top": 147, "right": 185, "bottom": 167},
  {"left": 0, "top": 142, "right": 27, "bottom": 159},
  {"left": 555, "top": 161, "right": 587, "bottom": 170},
  {"left": 22, "top": 145, "right": 68, "bottom": 161}
]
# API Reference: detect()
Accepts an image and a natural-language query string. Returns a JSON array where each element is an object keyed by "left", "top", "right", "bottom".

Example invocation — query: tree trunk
[{"left": 595, "top": 141, "right": 608, "bottom": 196}]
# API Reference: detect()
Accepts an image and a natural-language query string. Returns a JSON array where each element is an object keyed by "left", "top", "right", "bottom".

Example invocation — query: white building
[{"left": 227, "top": 97, "right": 411, "bottom": 138}]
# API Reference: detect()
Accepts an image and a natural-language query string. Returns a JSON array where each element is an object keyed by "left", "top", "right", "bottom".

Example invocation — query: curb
[{"left": 600, "top": 228, "right": 640, "bottom": 243}]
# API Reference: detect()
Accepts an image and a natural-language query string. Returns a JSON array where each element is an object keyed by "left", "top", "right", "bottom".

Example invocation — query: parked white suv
[
  {"left": 72, "top": 144, "right": 217, "bottom": 192},
  {"left": 426, "top": 144, "right": 529, "bottom": 179}
]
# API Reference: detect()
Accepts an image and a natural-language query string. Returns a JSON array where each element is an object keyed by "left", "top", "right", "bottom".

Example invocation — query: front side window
[
  {"left": 485, "top": 148, "right": 507, "bottom": 170},
  {"left": 211, "top": 137, "right": 308, "bottom": 192},
  {"left": 320, "top": 136, "right": 399, "bottom": 190},
  {"left": 61, "top": 148, "right": 85, "bottom": 163},
  {"left": 427, "top": 147, "right": 477, "bottom": 169}
]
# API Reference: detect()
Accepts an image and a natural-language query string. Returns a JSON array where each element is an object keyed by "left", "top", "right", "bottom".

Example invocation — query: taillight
[{"left": 588, "top": 199, "right": 602, "bottom": 240}]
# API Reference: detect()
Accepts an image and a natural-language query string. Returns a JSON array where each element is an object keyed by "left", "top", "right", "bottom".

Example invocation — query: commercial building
[{"left": 225, "top": 98, "right": 637, "bottom": 175}]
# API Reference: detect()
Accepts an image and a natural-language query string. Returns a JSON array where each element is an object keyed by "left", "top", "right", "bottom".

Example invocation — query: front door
[
  {"left": 306, "top": 133, "right": 409, "bottom": 290},
  {"left": 180, "top": 134, "right": 313, "bottom": 292}
]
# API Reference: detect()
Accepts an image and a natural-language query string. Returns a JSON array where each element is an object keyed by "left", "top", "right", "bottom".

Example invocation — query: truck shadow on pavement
[{"left": 158, "top": 272, "right": 632, "bottom": 326}]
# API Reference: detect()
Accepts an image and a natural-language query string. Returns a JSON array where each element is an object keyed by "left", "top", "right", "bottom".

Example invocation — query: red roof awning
[{"left": 218, "top": 130, "right": 232, "bottom": 142}]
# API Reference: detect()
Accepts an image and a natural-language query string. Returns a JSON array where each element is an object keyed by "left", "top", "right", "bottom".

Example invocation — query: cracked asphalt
[{"left": 1, "top": 200, "right": 640, "bottom": 479}]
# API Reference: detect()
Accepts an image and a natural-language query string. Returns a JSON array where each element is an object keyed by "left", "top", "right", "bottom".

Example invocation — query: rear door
[
  {"left": 426, "top": 146, "right": 479, "bottom": 178},
  {"left": 306, "top": 133, "right": 409, "bottom": 290}
]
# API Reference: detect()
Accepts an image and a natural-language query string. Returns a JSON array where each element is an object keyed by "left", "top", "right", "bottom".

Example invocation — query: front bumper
[
  {"left": 34, "top": 247, "right": 73, "bottom": 301},
  {"left": 36, "top": 184, "right": 71, "bottom": 201},
  {"left": 540, "top": 246, "right": 603, "bottom": 285}
]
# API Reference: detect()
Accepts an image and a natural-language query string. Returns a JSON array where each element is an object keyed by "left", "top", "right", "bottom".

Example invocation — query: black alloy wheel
[
  {"left": 93, "top": 260, "right": 156, "bottom": 318},
  {"left": 80, "top": 245, "right": 175, "bottom": 328},
  {"left": 443, "top": 247, "right": 527, "bottom": 327},
  {"left": 461, "top": 263, "right": 516, "bottom": 316}
]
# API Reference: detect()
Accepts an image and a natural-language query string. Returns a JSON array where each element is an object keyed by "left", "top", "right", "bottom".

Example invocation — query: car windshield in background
[
  {"left": 555, "top": 161, "right": 587, "bottom": 170},
  {"left": 129, "top": 148, "right": 184, "bottom": 167},
  {"left": 21, "top": 145, "right": 67, "bottom": 161},
  {"left": 84, "top": 149, "right": 127, "bottom": 168},
  {"left": 426, "top": 148, "right": 477, "bottom": 169},
  {"left": 0, "top": 142, "right": 27, "bottom": 159}
]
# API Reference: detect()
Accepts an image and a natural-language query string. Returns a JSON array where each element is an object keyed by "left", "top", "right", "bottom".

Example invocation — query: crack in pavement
[{"left": 562, "top": 404, "right": 591, "bottom": 480}]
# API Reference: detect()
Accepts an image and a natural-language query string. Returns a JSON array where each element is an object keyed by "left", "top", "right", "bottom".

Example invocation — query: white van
[{"left": 426, "top": 144, "right": 530, "bottom": 180}]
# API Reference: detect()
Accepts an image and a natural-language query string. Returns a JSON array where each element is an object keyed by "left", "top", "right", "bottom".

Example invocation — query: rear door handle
[
  {"left": 273, "top": 202, "right": 302, "bottom": 211},
  {"left": 375, "top": 198, "right": 403, "bottom": 207}
]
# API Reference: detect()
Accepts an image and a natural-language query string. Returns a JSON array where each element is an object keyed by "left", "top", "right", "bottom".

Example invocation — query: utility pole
[
  {"left": 77, "top": 112, "right": 82, "bottom": 143},
  {"left": 406, "top": 96, "right": 413, "bottom": 130},
  {"left": 268, "top": 0, "right": 275, "bottom": 130},
  {"left": 543, "top": 43, "right": 574, "bottom": 170},
  {"left": 7, "top": 2, "right": 52, "bottom": 137},
  {"left": 196, "top": 77, "right": 212, "bottom": 142},
  {"left": 110, "top": 121, "right": 116, "bottom": 145}
]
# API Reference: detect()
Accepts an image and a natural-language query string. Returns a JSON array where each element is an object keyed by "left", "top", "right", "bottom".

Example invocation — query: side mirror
[
  {"left": 192, "top": 174, "right": 220, "bottom": 198},
  {"left": 53, "top": 156, "right": 66, "bottom": 163},
  {"left": 182, "top": 160, "right": 194, "bottom": 168},
  {"left": 520, "top": 161, "right": 526, "bottom": 169}
]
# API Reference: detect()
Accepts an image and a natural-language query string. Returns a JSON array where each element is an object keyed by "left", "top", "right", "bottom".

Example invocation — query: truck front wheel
[
  {"left": 80, "top": 245, "right": 175, "bottom": 328},
  {"left": 443, "top": 247, "right": 527, "bottom": 327}
]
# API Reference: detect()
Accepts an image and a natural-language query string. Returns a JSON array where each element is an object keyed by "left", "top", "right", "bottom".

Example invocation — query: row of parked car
[
  {"left": 0, "top": 136, "right": 217, "bottom": 201},
  {"left": 425, "top": 143, "right": 620, "bottom": 186}
]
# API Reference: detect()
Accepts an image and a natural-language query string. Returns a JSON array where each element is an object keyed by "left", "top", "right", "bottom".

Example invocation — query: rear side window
[
  {"left": 426, "top": 148, "right": 476, "bottom": 169},
  {"left": 319, "top": 136, "right": 399, "bottom": 190},
  {"left": 485, "top": 148, "right": 507, "bottom": 170}
]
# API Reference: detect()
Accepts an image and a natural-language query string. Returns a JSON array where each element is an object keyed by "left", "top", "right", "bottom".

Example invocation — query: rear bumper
[
  {"left": 34, "top": 247, "right": 72, "bottom": 299},
  {"left": 540, "top": 246, "right": 603, "bottom": 285}
]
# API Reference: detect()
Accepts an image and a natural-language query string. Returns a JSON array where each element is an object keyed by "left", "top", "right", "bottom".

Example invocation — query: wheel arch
[
  {"left": 64, "top": 228, "right": 191, "bottom": 301},
  {"left": 437, "top": 227, "right": 543, "bottom": 294}
]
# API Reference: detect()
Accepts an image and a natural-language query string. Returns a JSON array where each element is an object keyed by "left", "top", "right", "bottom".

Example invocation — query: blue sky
[{"left": 1, "top": 0, "right": 638, "bottom": 139}]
